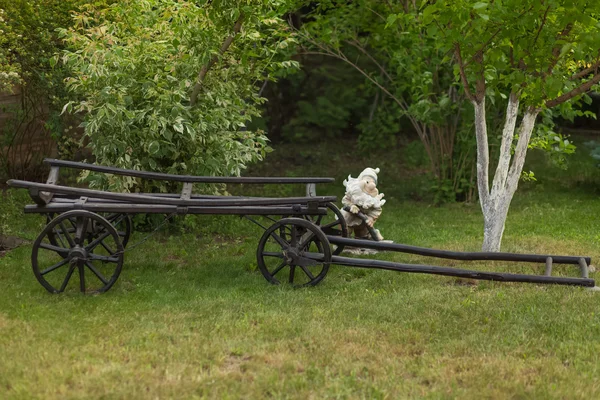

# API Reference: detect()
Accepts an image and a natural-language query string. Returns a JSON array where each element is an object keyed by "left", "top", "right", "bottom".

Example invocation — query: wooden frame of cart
[{"left": 7, "top": 159, "right": 595, "bottom": 294}]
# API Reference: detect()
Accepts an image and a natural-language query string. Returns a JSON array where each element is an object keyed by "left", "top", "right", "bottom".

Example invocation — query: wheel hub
[
  {"left": 283, "top": 247, "right": 300, "bottom": 264},
  {"left": 68, "top": 245, "right": 88, "bottom": 262}
]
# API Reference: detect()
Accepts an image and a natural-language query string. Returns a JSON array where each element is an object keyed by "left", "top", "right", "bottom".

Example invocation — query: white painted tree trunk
[{"left": 473, "top": 93, "right": 539, "bottom": 252}]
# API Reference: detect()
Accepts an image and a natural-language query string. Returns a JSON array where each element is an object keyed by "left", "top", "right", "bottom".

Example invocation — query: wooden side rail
[
  {"left": 44, "top": 159, "right": 335, "bottom": 184},
  {"left": 7, "top": 180, "right": 337, "bottom": 208},
  {"left": 23, "top": 203, "right": 329, "bottom": 216}
]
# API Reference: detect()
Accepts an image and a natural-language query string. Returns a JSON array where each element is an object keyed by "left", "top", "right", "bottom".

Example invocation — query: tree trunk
[
  {"left": 473, "top": 94, "right": 539, "bottom": 252},
  {"left": 481, "top": 196, "right": 511, "bottom": 252}
]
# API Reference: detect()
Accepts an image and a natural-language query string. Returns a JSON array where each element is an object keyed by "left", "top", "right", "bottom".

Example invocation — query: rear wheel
[{"left": 33, "top": 210, "right": 124, "bottom": 294}]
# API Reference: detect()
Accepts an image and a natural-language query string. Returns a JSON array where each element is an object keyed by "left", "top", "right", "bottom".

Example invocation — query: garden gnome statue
[{"left": 341, "top": 167, "right": 385, "bottom": 241}]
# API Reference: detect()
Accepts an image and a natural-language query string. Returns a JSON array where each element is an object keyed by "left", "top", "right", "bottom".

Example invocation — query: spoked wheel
[
  {"left": 46, "top": 212, "right": 132, "bottom": 254},
  {"left": 303, "top": 202, "right": 348, "bottom": 255},
  {"left": 33, "top": 210, "right": 124, "bottom": 294},
  {"left": 257, "top": 218, "right": 332, "bottom": 288}
]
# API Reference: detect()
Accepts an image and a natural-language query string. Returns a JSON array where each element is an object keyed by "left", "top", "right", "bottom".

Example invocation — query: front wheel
[{"left": 257, "top": 218, "right": 332, "bottom": 288}]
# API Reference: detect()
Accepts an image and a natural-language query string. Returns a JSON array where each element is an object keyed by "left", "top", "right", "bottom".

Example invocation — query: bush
[{"left": 59, "top": 0, "right": 299, "bottom": 192}]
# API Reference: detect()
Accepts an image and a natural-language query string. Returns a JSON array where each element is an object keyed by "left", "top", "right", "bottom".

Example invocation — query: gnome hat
[{"left": 358, "top": 167, "right": 380, "bottom": 184}]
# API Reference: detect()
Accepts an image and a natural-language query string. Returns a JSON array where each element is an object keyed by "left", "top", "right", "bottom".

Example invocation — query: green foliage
[
  {"left": 0, "top": 0, "right": 94, "bottom": 92},
  {"left": 299, "top": 0, "right": 475, "bottom": 203},
  {"left": 59, "top": 0, "right": 298, "bottom": 191},
  {"left": 424, "top": 0, "right": 600, "bottom": 108},
  {"left": 529, "top": 109, "right": 576, "bottom": 169}
]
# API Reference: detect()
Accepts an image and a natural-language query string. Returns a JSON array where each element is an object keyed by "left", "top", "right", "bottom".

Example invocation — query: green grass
[{"left": 1, "top": 138, "right": 600, "bottom": 399}]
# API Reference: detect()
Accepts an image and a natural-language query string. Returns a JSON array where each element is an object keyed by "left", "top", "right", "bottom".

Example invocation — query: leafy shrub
[{"left": 59, "top": 0, "right": 298, "bottom": 191}]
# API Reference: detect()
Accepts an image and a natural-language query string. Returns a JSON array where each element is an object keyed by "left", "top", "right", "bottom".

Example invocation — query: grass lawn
[{"left": 1, "top": 139, "right": 600, "bottom": 399}]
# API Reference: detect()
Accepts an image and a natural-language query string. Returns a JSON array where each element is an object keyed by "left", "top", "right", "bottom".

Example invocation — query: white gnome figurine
[{"left": 341, "top": 167, "right": 385, "bottom": 241}]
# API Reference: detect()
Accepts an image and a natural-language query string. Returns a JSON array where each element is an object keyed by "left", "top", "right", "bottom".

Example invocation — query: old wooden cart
[{"left": 7, "top": 159, "right": 595, "bottom": 294}]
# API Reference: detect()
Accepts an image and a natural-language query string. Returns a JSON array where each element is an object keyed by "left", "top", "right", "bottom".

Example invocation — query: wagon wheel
[
  {"left": 278, "top": 203, "right": 347, "bottom": 255},
  {"left": 33, "top": 210, "right": 124, "bottom": 294},
  {"left": 303, "top": 202, "right": 348, "bottom": 255},
  {"left": 257, "top": 218, "right": 332, "bottom": 288},
  {"left": 46, "top": 212, "right": 132, "bottom": 256}
]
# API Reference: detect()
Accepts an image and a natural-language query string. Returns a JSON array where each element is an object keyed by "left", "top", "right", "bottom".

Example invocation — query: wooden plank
[{"left": 44, "top": 158, "right": 335, "bottom": 184}]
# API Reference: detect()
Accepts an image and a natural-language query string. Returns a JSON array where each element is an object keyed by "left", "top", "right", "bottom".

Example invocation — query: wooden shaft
[
  {"left": 327, "top": 236, "right": 591, "bottom": 265},
  {"left": 328, "top": 255, "right": 595, "bottom": 287}
]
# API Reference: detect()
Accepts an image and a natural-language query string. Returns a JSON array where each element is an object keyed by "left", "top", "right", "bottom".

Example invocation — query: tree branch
[
  {"left": 190, "top": 14, "right": 244, "bottom": 106},
  {"left": 545, "top": 23, "right": 573, "bottom": 76},
  {"left": 507, "top": 107, "right": 539, "bottom": 190},
  {"left": 531, "top": 5, "right": 550, "bottom": 49},
  {"left": 473, "top": 51, "right": 486, "bottom": 103},
  {"left": 473, "top": 99, "right": 490, "bottom": 205},
  {"left": 455, "top": 43, "right": 476, "bottom": 103},
  {"left": 491, "top": 92, "right": 519, "bottom": 195},
  {"left": 345, "top": 39, "right": 394, "bottom": 83},
  {"left": 545, "top": 73, "right": 600, "bottom": 108},
  {"left": 571, "top": 58, "right": 600, "bottom": 81}
]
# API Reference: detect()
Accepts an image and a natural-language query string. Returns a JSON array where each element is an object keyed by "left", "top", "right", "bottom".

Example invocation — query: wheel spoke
[
  {"left": 86, "top": 231, "right": 111, "bottom": 251},
  {"left": 59, "top": 264, "right": 76, "bottom": 292},
  {"left": 271, "top": 261, "right": 287, "bottom": 277},
  {"left": 52, "top": 227, "right": 67, "bottom": 248},
  {"left": 315, "top": 215, "right": 324, "bottom": 225},
  {"left": 290, "top": 225, "right": 298, "bottom": 247},
  {"left": 68, "top": 218, "right": 77, "bottom": 231},
  {"left": 75, "top": 217, "right": 89, "bottom": 245},
  {"left": 269, "top": 231, "right": 289, "bottom": 249},
  {"left": 262, "top": 252, "right": 284, "bottom": 258},
  {"left": 107, "top": 214, "right": 125, "bottom": 230},
  {"left": 99, "top": 240, "right": 115, "bottom": 255},
  {"left": 106, "top": 213, "right": 119, "bottom": 222},
  {"left": 299, "top": 265, "right": 315, "bottom": 280},
  {"left": 40, "top": 258, "right": 69, "bottom": 275},
  {"left": 59, "top": 221, "right": 76, "bottom": 247},
  {"left": 85, "top": 261, "right": 109, "bottom": 285},
  {"left": 322, "top": 220, "right": 341, "bottom": 230},
  {"left": 39, "top": 242, "right": 70, "bottom": 254},
  {"left": 297, "top": 232, "right": 316, "bottom": 250},
  {"left": 289, "top": 265, "right": 295, "bottom": 283}
]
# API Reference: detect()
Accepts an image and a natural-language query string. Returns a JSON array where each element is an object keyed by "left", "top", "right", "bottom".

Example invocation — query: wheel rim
[
  {"left": 257, "top": 218, "right": 332, "bottom": 287},
  {"left": 33, "top": 211, "right": 124, "bottom": 294}
]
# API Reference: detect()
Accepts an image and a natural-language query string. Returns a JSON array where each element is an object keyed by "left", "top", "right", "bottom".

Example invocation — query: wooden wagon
[{"left": 7, "top": 159, "right": 595, "bottom": 294}]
